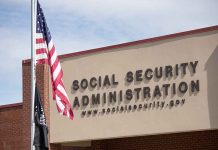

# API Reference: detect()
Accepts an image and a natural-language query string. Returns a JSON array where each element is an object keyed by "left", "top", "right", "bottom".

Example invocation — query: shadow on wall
[{"left": 206, "top": 45, "right": 218, "bottom": 128}]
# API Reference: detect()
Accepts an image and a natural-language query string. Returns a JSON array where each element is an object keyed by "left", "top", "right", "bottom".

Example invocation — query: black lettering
[
  {"left": 176, "top": 100, "right": 180, "bottom": 105},
  {"left": 90, "top": 77, "right": 97, "bottom": 88},
  {"left": 126, "top": 89, "right": 133, "bottom": 101},
  {"left": 156, "top": 101, "right": 160, "bottom": 108},
  {"left": 112, "top": 107, "right": 116, "bottom": 113},
  {"left": 155, "top": 67, "right": 163, "bottom": 79},
  {"left": 153, "top": 85, "right": 161, "bottom": 97},
  {"left": 175, "top": 64, "right": 179, "bottom": 76},
  {"left": 162, "top": 84, "right": 170, "bottom": 96},
  {"left": 120, "top": 106, "right": 124, "bottom": 111},
  {"left": 191, "top": 80, "right": 200, "bottom": 92},
  {"left": 165, "top": 65, "right": 173, "bottom": 77},
  {"left": 72, "top": 80, "right": 79, "bottom": 91},
  {"left": 112, "top": 74, "right": 119, "bottom": 85},
  {"left": 172, "top": 83, "right": 176, "bottom": 95},
  {"left": 190, "top": 61, "right": 198, "bottom": 74},
  {"left": 134, "top": 88, "right": 141, "bottom": 100},
  {"left": 143, "top": 87, "right": 151, "bottom": 98},
  {"left": 116, "top": 106, "right": 119, "bottom": 112},
  {"left": 99, "top": 76, "right": 102, "bottom": 87},
  {"left": 136, "top": 70, "right": 143, "bottom": 81},
  {"left": 181, "top": 99, "right": 185, "bottom": 104},
  {"left": 144, "top": 68, "right": 153, "bottom": 80},
  {"left": 179, "top": 82, "right": 188, "bottom": 93},
  {"left": 81, "top": 79, "right": 88, "bottom": 89},
  {"left": 126, "top": 71, "right": 134, "bottom": 83},
  {"left": 91, "top": 93, "right": 100, "bottom": 105},
  {"left": 93, "top": 110, "right": 98, "bottom": 115},
  {"left": 109, "top": 91, "right": 117, "bottom": 103},
  {"left": 82, "top": 95, "right": 89, "bottom": 106},
  {"left": 144, "top": 104, "right": 148, "bottom": 109},
  {"left": 103, "top": 75, "right": 111, "bottom": 87},
  {"left": 119, "top": 90, "right": 123, "bottom": 102},
  {"left": 73, "top": 97, "right": 80, "bottom": 108},
  {"left": 102, "top": 93, "right": 107, "bottom": 104},
  {"left": 128, "top": 105, "right": 132, "bottom": 110},
  {"left": 87, "top": 110, "right": 92, "bottom": 115},
  {"left": 180, "top": 63, "right": 188, "bottom": 75},
  {"left": 81, "top": 111, "right": 86, "bottom": 116},
  {"left": 170, "top": 100, "right": 174, "bottom": 107}
]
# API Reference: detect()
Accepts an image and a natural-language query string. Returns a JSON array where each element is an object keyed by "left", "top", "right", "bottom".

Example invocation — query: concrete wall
[{"left": 50, "top": 27, "right": 218, "bottom": 143}]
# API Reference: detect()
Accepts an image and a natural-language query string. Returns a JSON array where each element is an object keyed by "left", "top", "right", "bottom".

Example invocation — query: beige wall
[{"left": 50, "top": 30, "right": 218, "bottom": 143}]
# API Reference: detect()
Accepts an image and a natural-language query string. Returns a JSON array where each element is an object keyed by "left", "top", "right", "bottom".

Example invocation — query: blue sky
[{"left": 0, "top": 0, "right": 218, "bottom": 105}]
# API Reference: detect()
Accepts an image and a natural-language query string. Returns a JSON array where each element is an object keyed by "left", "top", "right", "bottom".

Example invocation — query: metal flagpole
[{"left": 31, "top": 0, "right": 37, "bottom": 149}]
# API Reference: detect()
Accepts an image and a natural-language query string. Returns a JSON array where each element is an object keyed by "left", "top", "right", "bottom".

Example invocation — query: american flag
[{"left": 35, "top": 0, "right": 74, "bottom": 120}]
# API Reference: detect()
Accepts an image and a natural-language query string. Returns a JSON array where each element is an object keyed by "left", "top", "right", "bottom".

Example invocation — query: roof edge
[
  {"left": 0, "top": 102, "right": 23, "bottom": 109},
  {"left": 22, "top": 25, "right": 218, "bottom": 64}
]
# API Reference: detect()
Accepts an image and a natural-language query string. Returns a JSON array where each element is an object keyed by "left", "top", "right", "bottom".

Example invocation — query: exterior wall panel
[{"left": 50, "top": 28, "right": 218, "bottom": 143}]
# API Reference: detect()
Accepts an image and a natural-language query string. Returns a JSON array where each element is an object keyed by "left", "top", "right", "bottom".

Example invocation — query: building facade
[{"left": 0, "top": 25, "right": 218, "bottom": 150}]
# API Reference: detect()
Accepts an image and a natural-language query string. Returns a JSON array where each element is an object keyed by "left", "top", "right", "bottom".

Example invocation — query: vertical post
[{"left": 31, "top": 0, "right": 37, "bottom": 149}]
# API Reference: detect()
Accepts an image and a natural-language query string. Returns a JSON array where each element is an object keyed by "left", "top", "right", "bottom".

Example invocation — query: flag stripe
[
  {"left": 50, "top": 57, "right": 59, "bottom": 74},
  {"left": 36, "top": 38, "right": 44, "bottom": 44},
  {"left": 36, "top": 43, "right": 47, "bottom": 49},
  {"left": 52, "top": 70, "right": 63, "bottom": 93},
  {"left": 52, "top": 62, "right": 62, "bottom": 81},
  {"left": 57, "top": 84, "right": 68, "bottom": 99},
  {"left": 36, "top": 48, "right": 47, "bottom": 54},
  {"left": 36, "top": 53, "right": 48, "bottom": 60},
  {"left": 36, "top": 59, "right": 49, "bottom": 64},
  {"left": 36, "top": 33, "right": 43, "bottom": 38},
  {"left": 50, "top": 46, "right": 57, "bottom": 66}
]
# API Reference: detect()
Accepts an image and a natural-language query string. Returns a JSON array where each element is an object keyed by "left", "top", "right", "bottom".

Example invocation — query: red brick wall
[
  {"left": 91, "top": 130, "right": 218, "bottom": 150},
  {"left": 22, "top": 62, "right": 32, "bottom": 149},
  {"left": 50, "top": 130, "right": 218, "bottom": 150},
  {"left": 0, "top": 103, "right": 23, "bottom": 150},
  {"left": 22, "top": 62, "right": 49, "bottom": 149}
]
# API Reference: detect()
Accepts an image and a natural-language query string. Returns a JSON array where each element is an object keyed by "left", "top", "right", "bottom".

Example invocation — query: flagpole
[{"left": 31, "top": 0, "right": 37, "bottom": 149}]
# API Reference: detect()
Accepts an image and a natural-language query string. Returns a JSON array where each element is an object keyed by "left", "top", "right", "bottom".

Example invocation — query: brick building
[{"left": 0, "top": 25, "right": 218, "bottom": 150}]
